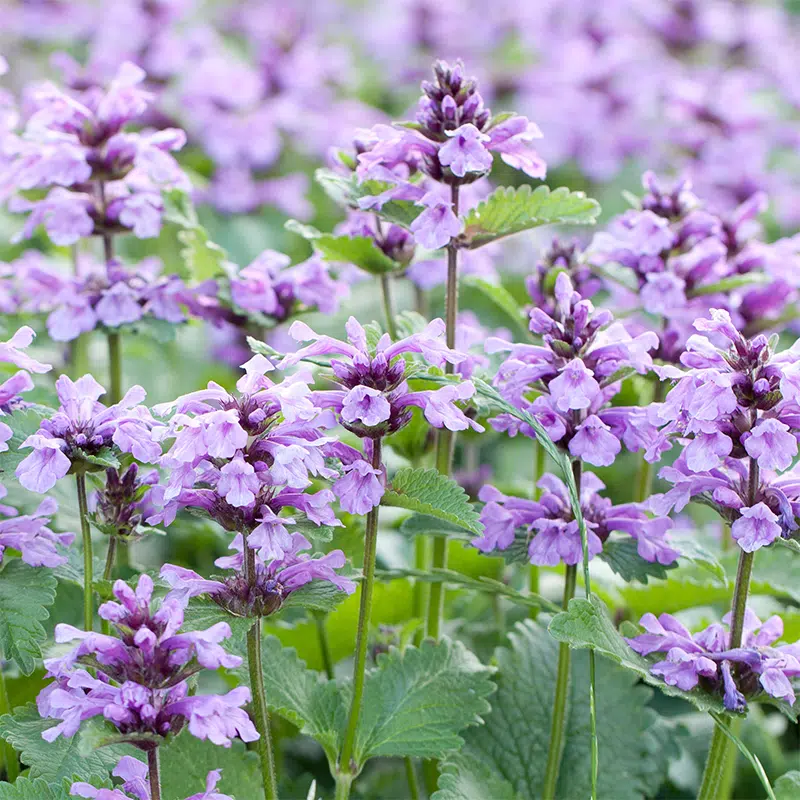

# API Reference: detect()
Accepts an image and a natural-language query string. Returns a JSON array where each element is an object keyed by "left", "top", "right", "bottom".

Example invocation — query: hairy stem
[
  {"left": 412, "top": 534, "right": 429, "bottom": 647},
  {"left": 404, "top": 756, "right": 421, "bottom": 800},
  {"left": 313, "top": 611, "right": 335, "bottom": 680},
  {"left": 698, "top": 458, "right": 759, "bottom": 799},
  {"left": 107, "top": 331, "right": 123, "bottom": 406},
  {"left": 147, "top": 747, "right": 162, "bottom": 800},
  {"left": 248, "top": 617, "right": 278, "bottom": 800},
  {"left": 541, "top": 563, "right": 577, "bottom": 800},
  {"left": 0, "top": 667, "right": 18, "bottom": 782},
  {"left": 338, "top": 438, "right": 383, "bottom": 780},
  {"left": 75, "top": 473, "right": 93, "bottom": 631},
  {"left": 529, "top": 440, "right": 547, "bottom": 618},
  {"left": 380, "top": 274, "right": 399, "bottom": 340},
  {"left": 425, "top": 184, "right": 460, "bottom": 641},
  {"left": 103, "top": 536, "right": 118, "bottom": 582}
]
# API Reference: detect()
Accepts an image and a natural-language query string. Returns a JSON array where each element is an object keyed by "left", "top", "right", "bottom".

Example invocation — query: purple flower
[
  {"left": 438, "top": 124, "right": 492, "bottom": 178},
  {"left": 627, "top": 609, "right": 800, "bottom": 711},
  {"left": 163, "top": 688, "right": 258, "bottom": 748},
  {"left": 333, "top": 460, "right": 384, "bottom": 516},
  {"left": 0, "top": 493, "right": 73, "bottom": 567},
  {"left": 474, "top": 472, "right": 677, "bottom": 567},
  {"left": 16, "top": 375, "right": 157, "bottom": 493},
  {"left": 730, "top": 503, "right": 782, "bottom": 552},
  {"left": 409, "top": 193, "right": 462, "bottom": 250}
]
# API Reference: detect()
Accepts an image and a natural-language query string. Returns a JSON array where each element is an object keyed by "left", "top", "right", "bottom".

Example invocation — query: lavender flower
[
  {"left": 0, "top": 490, "right": 73, "bottom": 567},
  {"left": 70, "top": 757, "right": 233, "bottom": 800},
  {"left": 38, "top": 574, "right": 256, "bottom": 748},
  {"left": 15, "top": 374, "right": 158, "bottom": 493},
  {"left": 627, "top": 609, "right": 800, "bottom": 712},
  {"left": 1, "top": 61, "right": 189, "bottom": 244},
  {"left": 649, "top": 308, "right": 800, "bottom": 551},
  {"left": 488, "top": 272, "right": 658, "bottom": 467},
  {"left": 474, "top": 472, "right": 677, "bottom": 567}
]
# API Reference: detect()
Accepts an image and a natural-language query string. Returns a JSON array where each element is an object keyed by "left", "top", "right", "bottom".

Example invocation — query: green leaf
[
  {"left": 775, "top": 771, "right": 800, "bottom": 800},
  {"left": 181, "top": 598, "right": 253, "bottom": 657},
  {"left": 281, "top": 579, "right": 350, "bottom": 613},
  {"left": 286, "top": 220, "right": 399, "bottom": 275},
  {"left": 75, "top": 447, "right": 120, "bottom": 470},
  {"left": 459, "top": 276, "right": 530, "bottom": 340},
  {"left": 353, "top": 637, "right": 495, "bottom": 766},
  {"left": 0, "top": 704, "right": 136, "bottom": 784},
  {"left": 548, "top": 595, "right": 727, "bottom": 713},
  {"left": 687, "top": 273, "right": 769, "bottom": 298},
  {"left": 709, "top": 712, "right": 776, "bottom": 800},
  {"left": 382, "top": 468, "right": 483, "bottom": 535},
  {"left": 598, "top": 537, "right": 675, "bottom": 583},
  {"left": 433, "top": 620, "right": 674, "bottom": 800},
  {"left": 0, "top": 404, "right": 53, "bottom": 477},
  {"left": 0, "top": 560, "right": 57, "bottom": 675},
  {"left": 398, "top": 514, "right": 473, "bottom": 539},
  {"left": 670, "top": 534, "right": 727, "bottom": 584},
  {"left": 460, "top": 185, "right": 600, "bottom": 249},
  {"left": 160, "top": 730, "right": 264, "bottom": 800},
  {"left": 0, "top": 778, "right": 70, "bottom": 800}
]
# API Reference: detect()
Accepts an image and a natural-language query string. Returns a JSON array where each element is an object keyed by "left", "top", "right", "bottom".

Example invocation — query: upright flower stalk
[{"left": 74, "top": 469, "right": 93, "bottom": 631}]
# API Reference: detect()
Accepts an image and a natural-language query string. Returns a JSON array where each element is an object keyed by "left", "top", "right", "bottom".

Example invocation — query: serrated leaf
[
  {"left": 460, "top": 276, "right": 531, "bottom": 340},
  {"left": 775, "top": 771, "right": 800, "bottom": 800},
  {"left": 670, "top": 534, "right": 727, "bottom": 584},
  {"left": 0, "top": 560, "right": 57, "bottom": 675},
  {"left": 75, "top": 447, "right": 120, "bottom": 470},
  {"left": 177, "top": 227, "right": 227, "bottom": 281},
  {"left": 460, "top": 185, "right": 600, "bottom": 249},
  {"left": 282, "top": 579, "right": 350, "bottom": 613},
  {"left": 180, "top": 597, "right": 253, "bottom": 657},
  {"left": 398, "top": 514, "right": 473, "bottom": 539},
  {"left": 434, "top": 620, "right": 674, "bottom": 800},
  {"left": 0, "top": 404, "right": 53, "bottom": 477},
  {"left": 353, "top": 637, "right": 495, "bottom": 765},
  {"left": 160, "top": 730, "right": 263, "bottom": 800},
  {"left": 598, "top": 537, "right": 675, "bottom": 583},
  {"left": 548, "top": 595, "right": 727, "bottom": 712},
  {"left": 382, "top": 468, "right": 482, "bottom": 535},
  {"left": 0, "top": 704, "right": 136, "bottom": 784},
  {"left": 0, "top": 777, "right": 70, "bottom": 800},
  {"left": 286, "top": 220, "right": 399, "bottom": 275}
]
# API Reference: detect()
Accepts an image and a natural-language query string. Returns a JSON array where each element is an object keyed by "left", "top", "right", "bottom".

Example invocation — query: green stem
[
  {"left": 103, "top": 536, "right": 118, "bottom": 582},
  {"left": 338, "top": 438, "right": 383, "bottom": 779},
  {"left": 541, "top": 563, "right": 577, "bottom": 800},
  {"left": 0, "top": 667, "right": 18, "bottom": 782},
  {"left": 334, "top": 773, "right": 353, "bottom": 800},
  {"left": 529, "top": 440, "right": 547, "bottom": 619},
  {"left": 380, "top": 275, "right": 399, "bottom": 340},
  {"left": 147, "top": 747, "right": 162, "bottom": 800},
  {"left": 313, "top": 611, "right": 335, "bottom": 680},
  {"left": 697, "top": 458, "right": 759, "bottom": 799},
  {"left": 404, "top": 756, "right": 421, "bottom": 800},
  {"left": 634, "top": 380, "right": 665, "bottom": 502},
  {"left": 425, "top": 184, "right": 460, "bottom": 641},
  {"left": 412, "top": 534, "right": 429, "bottom": 647},
  {"left": 248, "top": 617, "right": 278, "bottom": 800},
  {"left": 107, "top": 331, "right": 123, "bottom": 406},
  {"left": 75, "top": 473, "right": 94, "bottom": 632}
]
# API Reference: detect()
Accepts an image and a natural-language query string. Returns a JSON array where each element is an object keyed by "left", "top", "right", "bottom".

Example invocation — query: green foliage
[
  {"left": 460, "top": 185, "right": 600, "bottom": 249},
  {"left": 181, "top": 598, "right": 253, "bottom": 657},
  {"left": 0, "top": 704, "right": 135, "bottom": 784},
  {"left": 775, "top": 771, "right": 800, "bottom": 800},
  {"left": 433, "top": 621, "right": 674, "bottom": 800},
  {"left": 0, "top": 778, "right": 71, "bottom": 800},
  {"left": 281, "top": 579, "right": 351, "bottom": 613},
  {"left": 459, "top": 276, "right": 531, "bottom": 340},
  {"left": 0, "top": 404, "right": 53, "bottom": 477},
  {"left": 598, "top": 538, "right": 675, "bottom": 583},
  {"left": 285, "top": 220, "right": 400, "bottom": 274},
  {"left": 73, "top": 446, "right": 120, "bottom": 470},
  {"left": 548, "top": 595, "right": 727, "bottom": 712},
  {"left": 398, "top": 513, "right": 473, "bottom": 539},
  {"left": 382, "top": 467, "right": 483, "bottom": 534},
  {"left": 0, "top": 560, "right": 57, "bottom": 675},
  {"left": 160, "top": 731, "right": 264, "bottom": 800}
]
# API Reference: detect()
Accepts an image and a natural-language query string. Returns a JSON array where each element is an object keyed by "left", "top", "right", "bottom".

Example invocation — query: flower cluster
[
  {"left": 16, "top": 374, "right": 158, "bottom": 494},
  {"left": 38, "top": 575, "right": 257, "bottom": 747},
  {"left": 627, "top": 609, "right": 800, "bottom": 712},
  {"left": 649, "top": 308, "right": 800, "bottom": 552},
  {"left": 1, "top": 61, "right": 189, "bottom": 245},
  {"left": 71, "top": 756, "right": 232, "bottom": 800},
  {"left": 489, "top": 272, "right": 658, "bottom": 467},
  {"left": 11, "top": 252, "right": 189, "bottom": 342},
  {"left": 474, "top": 472, "right": 678, "bottom": 567}
]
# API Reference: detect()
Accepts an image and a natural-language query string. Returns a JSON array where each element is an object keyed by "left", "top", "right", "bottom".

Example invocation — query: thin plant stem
[
  {"left": 697, "top": 458, "right": 759, "bottom": 799},
  {"left": 103, "top": 536, "right": 118, "bottom": 582},
  {"left": 541, "top": 562, "right": 577, "bottom": 800},
  {"left": 313, "top": 611, "right": 335, "bottom": 680},
  {"left": 380, "top": 274, "right": 399, "bottom": 340},
  {"left": 107, "top": 331, "right": 123, "bottom": 406},
  {"left": 69, "top": 246, "right": 91, "bottom": 379},
  {"left": 425, "top": 184, "right": 460, "bottom": 641},
  {"left": 147, "top": 747, "right": 162, "bottom": 800},
  {"left": 634, "top": 380, "right": 665, "bottom": 502},
  {"left": 75, "top": 472, "right": 94, "bottom": 632},
  {"left": 412, "top": 534, "right": 429, "bottom": 647},
  {"left": 529, "top": 440, "right": 547, "bottom": 619},
  {"left": 242, "top": 528, "right": 278, "bottom": 800},
  {"left": 0, "top": 667, "right": 18, "bottom": 782},
  {"left": 404, "top": 756, "right": 421, "bottom": 800},
  {"left": 338, "top": 438, "right": 383, "bottom": 784}
]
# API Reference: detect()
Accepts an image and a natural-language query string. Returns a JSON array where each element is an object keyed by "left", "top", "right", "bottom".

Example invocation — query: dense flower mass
[
  {"left": 38, "top": 574, "right": 257, "bottom": 747},
  {"left": 649, "top": 308, "right": 800, "bottom": 551},
  {"left": 474, "top": 472, "right": 678, "bottom": 566},
  {"left": 488, "top": 272, "right": 658, "bottom": 467},
  {"left": 0, "top": 61, "right": 189, "bottom": 245},
  {"left": 627, "top": 609, "right": 800, "bottom": 712},
  {"left": 15, "top": 374, "right": 158, "bottom": 493}
]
